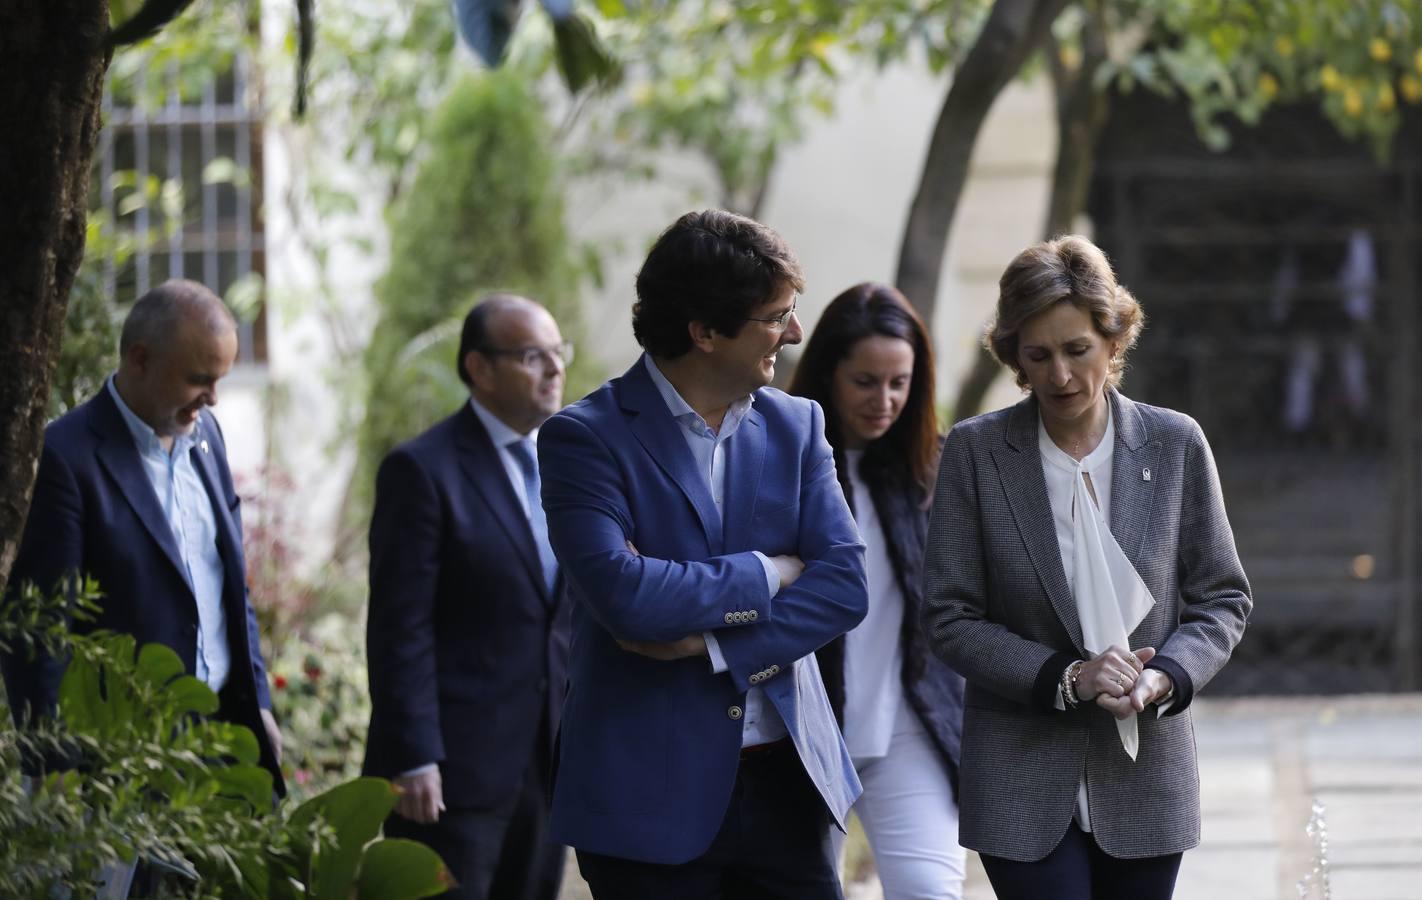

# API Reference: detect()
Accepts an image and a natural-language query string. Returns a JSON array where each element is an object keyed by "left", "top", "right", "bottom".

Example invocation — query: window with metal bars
[{"left": 96, "top": 54, "right": 267, "bottom": 364}]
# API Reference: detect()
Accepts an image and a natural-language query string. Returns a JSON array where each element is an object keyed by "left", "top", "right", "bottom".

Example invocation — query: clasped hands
[
  {"left": 1075, "top": 645, "right": 1173, "bottom": 720},
  {"left": 615, "top": 542, "right": 804, "bottom": 662}
]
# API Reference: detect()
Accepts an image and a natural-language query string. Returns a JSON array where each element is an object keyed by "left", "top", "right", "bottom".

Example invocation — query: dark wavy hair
[
  {"left": 789, "top": 283, "right": 939, "bottom": 496},
  {"left": 632, "top": 209, "right": 805, "bottom": 359}
]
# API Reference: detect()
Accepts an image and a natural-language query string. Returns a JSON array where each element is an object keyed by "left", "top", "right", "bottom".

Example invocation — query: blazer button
[
  {"left": 724, "top": 612, "right": 735, "bottom": 624},
  {"left": 727, "top": 705, "right": 743, "bottom": 720},
  {"left": 748, "top": 610, "right": 758, "bottom": 621}
]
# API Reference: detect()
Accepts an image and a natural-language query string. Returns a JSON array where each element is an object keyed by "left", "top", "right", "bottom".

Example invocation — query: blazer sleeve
[
  {"left": 921, "top": 424, "right": 1075, "bottom": 709},
  {"left": 539, "top": 410, "right": 776, "bottom": 644},
  {"left": 1150, "top": 421, "right": 1252, "bottom": 712},
  {"left": 366, "top": 448, "right": 446, "bottom": 771},
  {"left": 2, "top": 439, "right": 85, "bottom": 728},
  {"left": 706, "top": 401, "right": 868, "bottom": 692}
]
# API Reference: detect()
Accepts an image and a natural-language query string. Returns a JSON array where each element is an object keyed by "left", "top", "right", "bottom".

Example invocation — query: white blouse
[
  {"left": 1040, "top": 408, "right": 1115, "bottom": 831},
  {"left": 841, "top": 450, "right": 922, "bottom": 763}
]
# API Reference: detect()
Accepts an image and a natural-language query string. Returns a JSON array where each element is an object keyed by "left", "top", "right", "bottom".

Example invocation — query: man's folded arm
[
  {"left": 539, "top": 412, "right": 775, "bottom": 643},
  {"left": 706, "top": 404, "right": 868, "bottom": 690}
]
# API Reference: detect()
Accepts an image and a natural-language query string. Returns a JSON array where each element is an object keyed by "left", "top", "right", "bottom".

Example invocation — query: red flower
[
  {"left": 304, "top": 665, "right": 322, "bottom": 682},
  {"left": 274, "top": 675, "right": 289, "bottom": 690}
]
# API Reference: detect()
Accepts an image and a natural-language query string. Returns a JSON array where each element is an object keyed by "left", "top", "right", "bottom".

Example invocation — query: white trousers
[{"left": 838, "top": 716, "right": 965, "bottom": 899}]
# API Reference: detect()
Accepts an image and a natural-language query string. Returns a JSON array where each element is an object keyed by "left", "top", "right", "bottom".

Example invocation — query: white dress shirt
[
  {"left": 642, "top": 355, "right": 786, "bottom": 747},
  {"left": 107, "top": 376, "right": 229, "bottom": 693}
]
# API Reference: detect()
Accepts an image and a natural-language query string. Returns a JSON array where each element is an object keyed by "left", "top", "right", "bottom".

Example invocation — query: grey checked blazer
[{"left": 922, "top": 388, "right": 1251, "bottom": 862}]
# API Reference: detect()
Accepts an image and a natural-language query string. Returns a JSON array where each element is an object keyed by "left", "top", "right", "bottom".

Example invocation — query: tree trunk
[
  {"left": 893, "top": 0, "right": 1069, "bottom": 327},
  {"left": 0, "top": 1, "right": 111, "bottom": 596},
  {"left": 948, "top": 5, "right": 1111, "bottom": 424}
]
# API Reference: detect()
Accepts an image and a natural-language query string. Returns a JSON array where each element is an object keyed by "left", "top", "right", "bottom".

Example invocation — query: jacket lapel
[
  {"left": 1106, "top": 389, "right": 1159, "bottom": 571},
  {"left": 721, "top": 405, "right": 765, "bottom": 550},
  {"left": 188, "top": 421, "right": 246, "bottom": 606},
  {"left": 618, "top": 360, "right": 722, "bottom": 552},
  {"left": 990, "top": 396, "right": 1084, "bottom": 653},
  {"left": 91, "top": 390, "right": 191, "bottom": 591},
  {"left": 454, "top": 405, "right": 549, "bottom": 602}
]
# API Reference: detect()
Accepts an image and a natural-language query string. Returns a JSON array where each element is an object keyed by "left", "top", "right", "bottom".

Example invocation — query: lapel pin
[
  {"left": 1142, "top": 467, "right": 1151, "bottom": 481},
  {"left": 201, "top": 440, "right": 210, "bottom": 454}
]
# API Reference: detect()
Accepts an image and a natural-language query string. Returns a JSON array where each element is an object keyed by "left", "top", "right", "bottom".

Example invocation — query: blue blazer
[
  {"left": 538, "top": 358, "right": 868, "bottom": 865},
  {"left": 1, "top": 387, "right": 282, "bottom": 790},
  {"left": 362, "top": 405, "right": 571, "bottom": 810}
]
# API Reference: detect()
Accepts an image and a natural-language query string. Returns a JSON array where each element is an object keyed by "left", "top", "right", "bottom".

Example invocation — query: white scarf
[{"left": 1069, "top": 446, "right": 1156, "bottom": 760}]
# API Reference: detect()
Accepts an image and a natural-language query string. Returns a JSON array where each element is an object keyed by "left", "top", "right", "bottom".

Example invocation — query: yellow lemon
[
  {"left": 1258, "top": 72, "right": 1280, "bottom": 99},
  {"left": 1320, "top": 64, "right": 1341, "bottom": 91},
  {"left": 1378, "top": 82, "right": 1396, "bottom": 112},
  {"left": 1274, "top": 36, "right": 1294, "bottom": 57},
  {"left": 1370, "top": 38, "right": 1392, "bottom": 62},
  {"left": 1344, "top": 85, "right": 1364, "bottom": 116},
  {"left": 1401, "top": 74, "right": 1422, "bottom": 103}
]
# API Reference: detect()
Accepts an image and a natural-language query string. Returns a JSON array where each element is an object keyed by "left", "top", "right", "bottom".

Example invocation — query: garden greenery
[{"left": 0, "top": 583, "right": 449, "bottom": 898}]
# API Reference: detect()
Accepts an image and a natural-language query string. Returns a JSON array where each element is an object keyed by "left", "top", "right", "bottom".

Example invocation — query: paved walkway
[{"left": 563, "top": 694, "right": 1422, "bottom": 899}]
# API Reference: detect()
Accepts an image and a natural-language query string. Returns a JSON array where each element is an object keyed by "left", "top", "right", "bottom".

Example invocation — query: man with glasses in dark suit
[{"left": 364, "top": 294, "right": 573, "bottom": 900}]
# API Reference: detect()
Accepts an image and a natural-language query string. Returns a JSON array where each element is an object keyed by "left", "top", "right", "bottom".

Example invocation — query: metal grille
[{"left": 96, "top": 55, "right": 265, "bottom": 363}]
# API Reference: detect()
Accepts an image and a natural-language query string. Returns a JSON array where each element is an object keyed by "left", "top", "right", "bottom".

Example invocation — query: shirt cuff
[
  {"left": 752, "top": 551, "right": 780, "bottom": 597},
  {"left": 399, "top": 762, "right": 439, "bottom": 778},
  {"left": 704, "top": 632, "right": 728, "bottom": 674}
]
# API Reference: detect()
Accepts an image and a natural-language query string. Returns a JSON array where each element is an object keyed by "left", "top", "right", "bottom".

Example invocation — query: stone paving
[{"left": 563, "top": 694, "right": 1422, "bottom": 900}]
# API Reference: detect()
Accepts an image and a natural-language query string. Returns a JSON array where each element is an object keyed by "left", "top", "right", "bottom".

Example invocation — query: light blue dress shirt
[
  {"left": 106, "top": 376, "right": 229, "bottom": 693},
  {"left": 468, "top": 396, "right": 542, "bottom": 520},
  {"left": 642, "top": 356, "right": 787, "bottom": 747}
]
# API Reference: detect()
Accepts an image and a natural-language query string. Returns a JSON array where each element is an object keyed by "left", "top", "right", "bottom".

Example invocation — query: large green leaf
[
  {"left": 211, "top": 764, "right": 275, "bottom": 810},
  {"left": 355, "top": 839, "right": 455, "bottom": 900},
  {"left": 287, "top": 778, "right": 400, "bottom": 896}
]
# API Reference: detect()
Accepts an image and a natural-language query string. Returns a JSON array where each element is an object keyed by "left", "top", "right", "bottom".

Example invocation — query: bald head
[
  {"left": 120, "top": 279, "right": 237, "bottom": 358},
  {"left": 114, "top": 279, "right": 240, "bottom": 446},
  {"left": 456, "top": 293, "right": 544, "bottom": 386}
]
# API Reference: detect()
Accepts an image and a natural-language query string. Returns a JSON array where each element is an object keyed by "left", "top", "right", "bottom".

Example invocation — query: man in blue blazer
[
  {"left": 2, "top": 280, "right": 283, "bottom": 791},
  {"left": 363, "top": 295, "right": 573, "bottom": 900},
  {"left": 540, "top": 211, "right": 869, "bottom": 897}
]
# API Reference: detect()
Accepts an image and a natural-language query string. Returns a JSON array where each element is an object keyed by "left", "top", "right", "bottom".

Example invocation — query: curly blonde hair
[{"left": 986, "top": 235, "right": 1145, "bottom": 389}]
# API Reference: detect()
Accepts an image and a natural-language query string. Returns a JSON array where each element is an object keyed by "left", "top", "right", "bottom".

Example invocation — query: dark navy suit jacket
[
  {"left": 362, "top": 404, "right": 571, "bottom": 810},
  {"left": 1, "top": 387, "right": 282, "bottom": 789},
  {"left": 539, "top": 359, "right": 868, "bottom": 865}
]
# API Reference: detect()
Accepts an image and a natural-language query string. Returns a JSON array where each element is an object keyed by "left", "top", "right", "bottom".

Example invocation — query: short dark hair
[
  {"left": 632, "top": 210, "right": 805, "bottom": 359},
  {"left": 788, "top": 283, "right": 940, "bottom": 495},
  {"left": 456, "top": 293, "right": 537, "bottom": 385},
  {"left": 120, "top": 279, "right": 235, "bottom": 355}
]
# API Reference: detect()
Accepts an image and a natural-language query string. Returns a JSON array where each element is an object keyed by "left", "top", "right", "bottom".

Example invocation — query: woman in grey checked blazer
[{"left": 922, "top": 236, "right": 1251, "bottom": 899}]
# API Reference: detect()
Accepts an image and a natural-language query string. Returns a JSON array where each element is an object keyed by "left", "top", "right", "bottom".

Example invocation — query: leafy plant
[{"left": 0, "top": 585, "right": 449, "bottom": 898}]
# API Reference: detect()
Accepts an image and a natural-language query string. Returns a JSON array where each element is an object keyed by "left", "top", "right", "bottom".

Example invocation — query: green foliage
[
  {"left": 1107, "top": 0, "right": 1422, "bottom": 156},
  {"left": 352, "top": 68, "right": 592, "bottom": 526},
  {"left": 267, "top": 614, "right": 371, "bottom": 804},
  {"left": 0, "top": 586, "right": 450, "bottom": 898}
]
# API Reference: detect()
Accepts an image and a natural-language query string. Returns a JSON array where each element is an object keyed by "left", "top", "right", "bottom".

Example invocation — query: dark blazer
[
  {"left": 539, "top": 359, "right": 867, "bottom": 865},
  {"left": 816, "top": 447, "right": 965, "bottom": 794},
  {"left": 923, "top": 389, "right": 1251, "bottom": 862},
  {"left": 362, "top": 404, "right": 571, "bottom": 810},
  {"left": 2, "top": 387, "right": 282, "bottom": 790}
]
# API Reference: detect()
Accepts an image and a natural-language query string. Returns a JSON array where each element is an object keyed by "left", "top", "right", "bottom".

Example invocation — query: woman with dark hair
[
  {"left": 922, "top": 236, "right": 1250, "bottom": 899},
  {"left": 790, "top": 283, "right": 966, "bottom": 899}
]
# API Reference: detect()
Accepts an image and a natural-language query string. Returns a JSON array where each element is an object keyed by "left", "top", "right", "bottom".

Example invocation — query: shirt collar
[
  {"left": 1037, "top": 401, "right": 1115, "bottom": 473},
  {"left": 642, "top": 354, "right": 754, "bottom": 439},
  {"left": 106, "top": 375, "right": 198, "bottom": 458},
  {"left": 468, "top": 395, "right": 537, "bottom": 448}
]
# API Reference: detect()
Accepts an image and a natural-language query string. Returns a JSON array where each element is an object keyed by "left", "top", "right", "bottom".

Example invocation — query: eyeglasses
[
  {"left": 478, "top": 340, "right": 575, "bottom": 371},
  {"left": 744, "top": 298, "right": 798, "bottom": 332}
]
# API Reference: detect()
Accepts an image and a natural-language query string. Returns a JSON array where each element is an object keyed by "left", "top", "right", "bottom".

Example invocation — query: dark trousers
[
  {"left": 980, "top": 822, "right": 1183, "bottom": 900},
  {"left": 575, "top": 740, "right": 843, "bottom": 900},
  {"left": 383, "top": 754, "right": 563, "bottom": 900}
]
